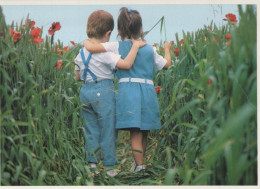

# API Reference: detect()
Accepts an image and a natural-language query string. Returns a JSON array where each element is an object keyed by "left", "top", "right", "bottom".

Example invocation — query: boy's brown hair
[{"left": 87, "top": 10, "right": 114, "bottom": 39}]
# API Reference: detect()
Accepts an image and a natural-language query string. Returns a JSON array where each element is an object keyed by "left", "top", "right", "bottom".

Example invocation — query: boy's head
[{"left": 87, "top": 10, "right": 114, "bottom": 39}]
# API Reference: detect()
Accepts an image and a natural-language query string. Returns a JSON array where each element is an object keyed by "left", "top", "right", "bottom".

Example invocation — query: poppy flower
[
  {"left": 63, "top": 46, "right": 71, "bottom": 52},
  {"left": 180, "top": 39, "right": 184, "bottom": 45},
  {"left": 153, "top": 43, "right": 158, "bottom": 47},
  {"left": 30, "top": 27, "right": 43, "bottom": 44},
  {"left": 33, "top": 37, "right": 44, "bottom": 44},
  {"left": 155, "top": 86, "right": 162, "bottom": 94},
  {"left": 223, "top": 13, "right": 238, "bottom": 25},
  {"left": 13, "top": 31, "right": 21, "bottom": 42},
  {"left": 30, "top": 20, "right": 36, "bottom": 28},
  {"left": 23, "top": 19, "right": 35, "bottom": 28},
  {"left": 215, "top": 37, "right": 219, "bottom": 42},
  {"left": 10, "top": 28, "right": 14, "bottom": 36},
  {"left": 56, "top": 60, "right": 63, "bottom": 69},
  {"left": 225, "top": 34, "right": 231, "bottom": 41},
  {"left": 170, "top": 41, "right": 174, "bottom": 45},
  {"left": 48, "top": 22, "right": 61, "bottom": 35},
  {"left": 174, "top": 47, "right": 179, "bottom": 57},
  {"left": 160, "top": 47, "right": 164, "bottom": 51},
  {"left": 207, "top": 78, "right": 213, "bottom": 87},
  {"left": 30, "top": 27, "right": 41, "bottom": 39}
]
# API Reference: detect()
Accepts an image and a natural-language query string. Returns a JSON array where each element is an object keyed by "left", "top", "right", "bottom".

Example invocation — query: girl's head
[
  {"left": 87, "top": 10, "right": 114, "bottom": 39},
  {"left": 117, "top": 7, "right": 143, "bottom": 40}
]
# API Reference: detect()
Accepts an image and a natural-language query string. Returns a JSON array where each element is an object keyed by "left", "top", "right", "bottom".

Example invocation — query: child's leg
[
  {"left": 95, "top": 81, "right": 118, "bottom": 166},
  {"left": 130, "top": 129, "right": 144, "bottom": 166},
  {"left": 81, "top": 102, "right": 100, "bottom": 164},
  {"left": 142, "top": 131, "right": 148, "bottom": 156}
]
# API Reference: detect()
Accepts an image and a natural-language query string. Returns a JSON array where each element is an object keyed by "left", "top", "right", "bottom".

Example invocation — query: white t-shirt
[
  {"left": 102, "top": 41, "right": 167, "bottom": 70},
  {"left": 74, "top": 48, "right": 121, "bottom": 82}
]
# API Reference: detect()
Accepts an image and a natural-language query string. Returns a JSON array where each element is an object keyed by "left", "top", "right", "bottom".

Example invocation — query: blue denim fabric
[{"left": 79, "top": 79, "right": 117, "bottom": 166}]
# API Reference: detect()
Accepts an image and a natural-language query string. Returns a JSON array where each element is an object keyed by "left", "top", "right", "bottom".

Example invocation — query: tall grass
[
  {"left": 0, "top": 5, "right": 257, "bottom": 185},
  {"left": 152, "top": 5, "right": 257, "bottom": 185}
]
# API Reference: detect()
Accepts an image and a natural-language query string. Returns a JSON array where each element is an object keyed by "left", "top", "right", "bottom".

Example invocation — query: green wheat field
[{"left": 0, "top": 5, "right": 257, "bottom": 185}]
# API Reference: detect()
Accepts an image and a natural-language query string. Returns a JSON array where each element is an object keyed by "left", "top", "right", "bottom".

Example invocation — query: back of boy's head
[
  {"left": 117, "top": 7, "right": 144, "bottom": 40},
  {"left": 87, "top": 10, "right": 114, "bottom": 39}
]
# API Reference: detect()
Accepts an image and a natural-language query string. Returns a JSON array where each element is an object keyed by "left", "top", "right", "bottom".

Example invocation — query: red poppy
[
  {"left": 180, "top": 39, "right": 184, "bottom": 45},
  {"left": 155, "top": 86, "right": 162, "bottom": 94},
  {"left": 30, "top": 27, "right": 43, "bottom": 44},
  {"left": 30, "top": 20, "right": 36, "bottom": 28},
  {"left": 48, "top": 22, "right": 61, "bottom": 35},
  {"left": 174, "top": 47, "right": 179, "bottom": 57},
  {"left": 207, "top": 78, "right": 213, "bottom": 87},
  {"left": 223, "top": 13, "right": 238, "bottom": 25},
  {"left": 160, "top": 47, "right": 164, "bottom": 51},
  {"left": 63, "top": 46, "right": 69, "bottom": 52},
  {"left": 170, "top": 41, "right": 174, "bottom": 45},
  {"left": 215, "top": 37, "right": 219, "bottom": 42},
  {"left": 13, "top": 31, "right": 21, "bottom": 42},
  {"left": 33, "top": 38, "right": 44, "bottom": 44},
  {"left": 153, "top": 43, "right": 158, "bottom": 47},
  {"left": 30, "top": 27, "right": 41, "bottom": 39},
  {"left": 225, "top": 34, "right": 231, "bottom": 41},
  {"left": 23, "top": 19, "right": 35, "bottom": 28},
  {"left": 10, "top": 28, "right": 14, "bottom": 36},
  {"left": 56, "top": 60, "right": 63, "bottom": 69},
  {"left": 70, "top": 41, "right": 76, "bottom": 47}
]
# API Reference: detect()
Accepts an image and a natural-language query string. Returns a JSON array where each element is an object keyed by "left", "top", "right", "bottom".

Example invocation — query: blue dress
[{"left": 116, "top": 40, "right": 161, "bottom": 130}]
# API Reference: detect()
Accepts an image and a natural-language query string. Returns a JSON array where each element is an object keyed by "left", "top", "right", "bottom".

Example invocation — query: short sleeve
[
  {"left": 153, "top": 48, "right": 167, "bottom": 70},
  {"left": 74, "top": 53, "right": 83, "bottom": 71},
  {"left": 94, "top": 52, "right": 121, "bottom": 70},
  {"left": 102, "top": 42, "right": 119, "bottom": 54}
]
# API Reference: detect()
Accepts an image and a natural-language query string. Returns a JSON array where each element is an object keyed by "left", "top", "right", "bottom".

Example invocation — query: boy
[{"left": 74, "top": 10, "right": 145, "bottom": 177}]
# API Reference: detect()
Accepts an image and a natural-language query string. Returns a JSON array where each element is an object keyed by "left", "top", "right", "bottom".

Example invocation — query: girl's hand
[
  {"left": 83, "top": 40, "right": 90, "bottom": 49},
  {"left": 164, "top": 41, "right": 171, "bottom": 50},
  {"left": 131, "top": 39, "right": 146, "bottom": 48},
  {"left": 163, "top": 41, "right": 172, "bottom": 69}
]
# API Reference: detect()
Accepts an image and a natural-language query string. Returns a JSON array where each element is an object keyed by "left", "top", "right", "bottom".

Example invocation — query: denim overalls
[{"left": 79, "top": 48, "right": 117, "bottom": 166}]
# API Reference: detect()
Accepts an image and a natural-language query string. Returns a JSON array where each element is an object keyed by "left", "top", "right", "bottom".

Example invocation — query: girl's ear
[{"left": 117, "top": 28, "right": 121, "bottom": 36}]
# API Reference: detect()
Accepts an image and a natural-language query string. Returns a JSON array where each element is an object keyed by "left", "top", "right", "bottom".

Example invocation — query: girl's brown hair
[
  {"left": 117, "top": 7, "right": 144, "bottom": 40},
  {"left": 87, "top": 10, "right": 114, "bottom": 39}
]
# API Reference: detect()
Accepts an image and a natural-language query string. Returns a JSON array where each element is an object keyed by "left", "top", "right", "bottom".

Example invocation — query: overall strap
[{"left": 80, "top": 48, "right": 97, "bottom": 82}]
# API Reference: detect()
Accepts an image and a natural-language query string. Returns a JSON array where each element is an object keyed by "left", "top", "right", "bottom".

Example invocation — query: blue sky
[{"left": 2, "top": 4, "right": 242, "bottom": 46}]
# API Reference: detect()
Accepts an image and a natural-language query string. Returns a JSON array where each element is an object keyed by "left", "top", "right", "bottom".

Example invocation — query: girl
[{"left": 84, "top": 7, "right": 171, "bottom": 172}]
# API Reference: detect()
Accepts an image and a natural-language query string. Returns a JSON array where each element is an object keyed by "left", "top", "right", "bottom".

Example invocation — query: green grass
[{"left": 0, "top": 5, "right": 257, "bottom": 185}]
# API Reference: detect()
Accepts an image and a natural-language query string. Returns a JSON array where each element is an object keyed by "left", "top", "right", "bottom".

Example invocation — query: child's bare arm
[
  {"left": 116, "top": 39, "right": 146, "bottom": 69},
  {"left": 163, "top": 41, "right": 172, "bottom": 69},
  {"left": 84, "top": 39, "right": 146, "bottom": 69},
  {"left": 84, "top": 40, "right": 106, "bottom": 53},
  {"left": 75, "top": 70, "right": 81, "bottom": 81}
]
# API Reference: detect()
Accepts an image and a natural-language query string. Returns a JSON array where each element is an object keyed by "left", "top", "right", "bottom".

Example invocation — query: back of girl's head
[
  {"left": 117, "top": 7, "right": 143, "bottom": 40},
  {"left": 87, "top": 10, "right": 114, "bottom": 39}
]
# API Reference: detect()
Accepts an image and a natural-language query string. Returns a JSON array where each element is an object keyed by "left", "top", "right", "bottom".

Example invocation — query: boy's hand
[
  {"left": 164, "top": 41, "right": 171, "bottom": 51},
  {"left": 131, "top": 39, "right": 146, "bottom": 48},
  {"left": 83, "top": 39, "right": 106, "bottom": 53}
]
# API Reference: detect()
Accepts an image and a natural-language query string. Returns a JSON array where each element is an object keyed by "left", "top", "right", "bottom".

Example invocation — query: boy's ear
[{"left": 106, "top": 30, "right": 112, "bottom": 37}]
